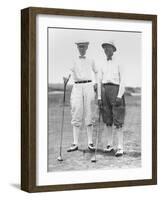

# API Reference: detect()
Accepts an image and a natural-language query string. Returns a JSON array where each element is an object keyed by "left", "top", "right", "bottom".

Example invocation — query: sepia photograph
[{"left": 47, "top": 28, "right": 142, "bottom": 172}]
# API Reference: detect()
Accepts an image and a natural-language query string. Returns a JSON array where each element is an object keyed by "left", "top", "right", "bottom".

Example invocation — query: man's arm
[
  {"left": 97, "top": 80, "right": 103, "bottom": 109},
  {"left": 97, "top": 81, "right": 101, "bottom": 100},
  {"left": 92, "top": 61, "right": 101, "bottom": 99},
  {"left": 91, "top": 60, "right": 98, "bottom": 84},
  {"left": 117, "top": 65, "right": 125, "bottom": 98},
  {"left": 92, "top": 60, "right": 102, "bottom": 108},
  {"left": 96, "top": 67, "right": 103, "bottom": 109}
]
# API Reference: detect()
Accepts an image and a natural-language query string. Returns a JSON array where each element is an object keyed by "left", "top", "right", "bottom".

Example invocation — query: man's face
[
  {"left": 104, "top": 46, "right": 114, "bottom": 59},
  {"left": 77, "top": 45, "right": 88, "bottom": 56}
]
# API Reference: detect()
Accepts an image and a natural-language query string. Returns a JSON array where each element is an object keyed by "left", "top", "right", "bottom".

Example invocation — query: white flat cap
[
  {"left": 102, "top": 41, "right": 116, "bottom": 52},
  {"left": 75, "top": 40, "right": 89, "bottom": 46}
]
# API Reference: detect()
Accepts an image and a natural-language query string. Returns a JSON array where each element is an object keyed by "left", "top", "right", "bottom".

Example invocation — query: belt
[
  {"left": 103, "top": 82, "right": 119, "bottom": 86},
  {"left": 75, "top": 80, "right": 92, "bottom": 84}
]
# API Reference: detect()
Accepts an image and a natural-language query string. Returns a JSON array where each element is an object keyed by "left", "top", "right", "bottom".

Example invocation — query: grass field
[{"left": 48, "top": 90, "right": 141, "bottom": 172}]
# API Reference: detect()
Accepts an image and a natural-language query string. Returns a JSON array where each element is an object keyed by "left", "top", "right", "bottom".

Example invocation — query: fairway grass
[{"left": 48, "top": 93, "right": 141, "bottom": 172}]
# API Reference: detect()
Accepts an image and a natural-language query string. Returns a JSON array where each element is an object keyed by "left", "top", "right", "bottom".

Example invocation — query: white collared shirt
[
  {"left": 98, "top": 57, "right": 125, "bottom": 99},
  {"left": 70, "top": 57, "right": 98, "bottom": 82},
  {"left": 100, "top": 59, "right": 120, "bottom": 84}
]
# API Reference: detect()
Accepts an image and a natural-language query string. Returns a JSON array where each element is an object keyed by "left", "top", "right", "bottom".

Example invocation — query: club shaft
[
  {"left": 94, "top": 109, "right": 101, "bottom": 161},
  {"left": 59, "top": 86, "right": 66, "bottom": 157},
  {"left": 58, "top": 75, "right": 70, "bottom": 160}
]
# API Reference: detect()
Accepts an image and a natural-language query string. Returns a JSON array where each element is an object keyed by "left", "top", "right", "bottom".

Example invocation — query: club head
[{"left": 57, "top": 156, "right": 63, "bottom": 161}]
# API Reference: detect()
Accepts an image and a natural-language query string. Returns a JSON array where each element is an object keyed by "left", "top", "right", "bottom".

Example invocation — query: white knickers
[{"left": 70, "top": 82, "right": 96, "bottom": 127}]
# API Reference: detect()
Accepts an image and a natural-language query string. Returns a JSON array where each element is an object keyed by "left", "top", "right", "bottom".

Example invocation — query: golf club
[
  {"left": 57, "top": 74, "right": 71, "bottom": 161},
  {"left": 91, "top": 107, "right": 101, "bottom": 163}
]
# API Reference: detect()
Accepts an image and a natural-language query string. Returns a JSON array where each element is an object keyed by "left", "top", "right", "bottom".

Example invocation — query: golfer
[
  {"left": 98, "top": 41, "right": 126, "bottom": 156},
  {"left": 67, "top": 41, "right": 98, "bottom": 152}
]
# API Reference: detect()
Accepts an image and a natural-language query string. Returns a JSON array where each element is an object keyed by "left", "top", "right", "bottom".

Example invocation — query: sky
[{"left": 48, "top": 28, "right": 142, "bottom": 87}]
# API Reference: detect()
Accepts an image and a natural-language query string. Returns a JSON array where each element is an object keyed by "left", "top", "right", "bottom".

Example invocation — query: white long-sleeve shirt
[
  {"left": 98, "top": 58, "right": 125, "bottom": 99},
  {"left": 70, "top": 57, "right": 98, "bottom": 83}
]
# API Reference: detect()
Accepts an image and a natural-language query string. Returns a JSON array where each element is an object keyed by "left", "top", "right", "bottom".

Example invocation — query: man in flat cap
[
  {"left": 67, "top": 41, "right": 99, "bottom": 152},
  {"left": 98, "top": 42, "right": 125, "bottom": 156}
]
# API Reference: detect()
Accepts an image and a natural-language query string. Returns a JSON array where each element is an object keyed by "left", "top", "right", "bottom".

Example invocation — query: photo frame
[{"left": 21, "top": 7, "right": 157, "bottom": 192}]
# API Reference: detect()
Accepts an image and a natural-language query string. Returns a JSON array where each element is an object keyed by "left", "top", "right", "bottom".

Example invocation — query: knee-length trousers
[
  {"left": 70, "top": 82, "right": 95, "bottom": 127},
  {"left": 101, "top": 84, "right": 126, "bottom": 128}
]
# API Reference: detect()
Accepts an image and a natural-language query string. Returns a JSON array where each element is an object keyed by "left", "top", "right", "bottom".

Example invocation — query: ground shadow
[
  {"left": 124, "top": 151, "right": 141, "bottom": 158},
  {"left": 78, "top": 148, "right": 115, "bottom": 157}
]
